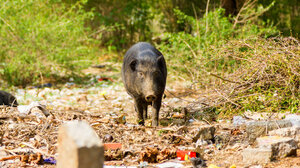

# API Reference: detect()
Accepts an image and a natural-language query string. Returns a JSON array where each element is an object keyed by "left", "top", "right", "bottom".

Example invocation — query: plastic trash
[
  {"left": 157, "top": 161, "right": 184, "bottom": 168},
  {"left": 18, "top": 102, "right": 50, "bottom": 117},
  {"left": 233, "top": 116, "right": 247, "bottom": 126},
  {"left": 176, "top": 150, "right": 196, "bottom": 161},
  {"left": 43, "top": 157, "right": 56, "bottom": 164}
]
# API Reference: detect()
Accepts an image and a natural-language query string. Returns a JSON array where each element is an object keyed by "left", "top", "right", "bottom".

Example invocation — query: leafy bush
[
  {"left": 158, "top": 5, "right": 279, "bottom": 80},
  {"left": 156, "top": 2, "right": 299, "bottom": 115},
  {"left": 0, "top": 0, "right": 99, "bottom": 86}
]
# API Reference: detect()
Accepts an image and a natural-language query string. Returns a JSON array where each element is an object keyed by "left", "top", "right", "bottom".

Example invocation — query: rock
[
  {"left": 256, "top": 136, "right": 297, "bottom": 159},
  {"left": 268, "top": 126, "right": 300, "bottom": 147},
  {"left": 192, "top": 125, "right": 216, "bottom": 142},
  {"left": 242, "top": 148, "right": 272, "bottom": 164},
  {"left": 269, "top": 126, "right": 300, "bottom": 138},
  {"left": 214, "top": 132, "right": 231, "bottom": 147},
  {"left": 190, "top": 157, "right": 207, "bottom": 168},
  {"left": 0, "top": 90, "right": 18, "bottom": 107},
  {"left": 103, "top": 134, "right": 114, "bottom": 142},
  {"left": 57, "top": 121, "right": 104, "bottom": 168},
  {"left": 285, "top": 114, "right": 300, "bottom": 127},
  {"left": 246, "top": 120, "right": 292, "bottom": 142}
]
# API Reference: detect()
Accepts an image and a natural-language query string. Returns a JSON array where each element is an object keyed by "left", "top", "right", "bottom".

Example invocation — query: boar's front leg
[
  {"left": 143, "top": 103, "right": 148, "bottom": 121},
  {"left": 152, "top": 94, "right": 162, "bottom": 126},
  {"left": 134, "top": 99, "right": 145, "bottom": 125}
]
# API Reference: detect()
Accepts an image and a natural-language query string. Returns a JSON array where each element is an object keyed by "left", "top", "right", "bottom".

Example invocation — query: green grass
[{"left": 0, "top": 0, "right": 100, "bottom": 86}]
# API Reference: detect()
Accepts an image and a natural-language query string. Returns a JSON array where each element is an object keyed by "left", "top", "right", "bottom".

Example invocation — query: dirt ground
[{"left": 0, "top": 67, "right": 299, "bottom": 168}]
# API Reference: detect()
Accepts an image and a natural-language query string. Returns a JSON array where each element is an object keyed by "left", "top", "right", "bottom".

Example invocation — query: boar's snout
[{"left": 145, "top": 94, "right": 157, "bottom": 102}]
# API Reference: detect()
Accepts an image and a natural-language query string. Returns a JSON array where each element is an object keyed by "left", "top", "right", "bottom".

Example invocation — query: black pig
[
  {"left": 122, "top": 42, "right": 167, "bottom": 126},
  {"left": 0, "top": 90, "right": 18, "bottom": 107}
]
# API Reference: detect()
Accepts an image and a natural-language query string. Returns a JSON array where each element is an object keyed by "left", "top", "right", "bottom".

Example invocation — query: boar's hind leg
[
  {"left": 152, "top": 95, "right": 162, "bottom": 126},
  {"left": 134, "top": 99, "right": 145, "bottom": 125}
]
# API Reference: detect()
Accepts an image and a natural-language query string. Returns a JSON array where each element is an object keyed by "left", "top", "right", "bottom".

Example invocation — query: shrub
[
  {"left": 209, "top": 37, "right": 299, "bottom": 115},
  {"left": 157, "top": 4, "right": 279, "bottom": 80},
  {"left": 0, "top": 0, "right": 99, "bottom": 86}
]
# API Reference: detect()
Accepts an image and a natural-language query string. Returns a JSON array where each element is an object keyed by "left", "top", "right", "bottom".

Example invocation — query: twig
[
  {"left": 182, "top": 40, "right": 197, "bottom": 59},
  {"left": 20, "top": 142, "right": 55, "bottom": 158},
  {"left": 0, "top": 155, "right": 21, "bottom": 161},
  {"left": 209, "top": 72, "right": 241, "bottom": 84},
  {"left": 205, "top": 0, "right": 210, "bottom": 35},
  {"left": 214, "top": 89, "right": 241, "bottom": 107}
]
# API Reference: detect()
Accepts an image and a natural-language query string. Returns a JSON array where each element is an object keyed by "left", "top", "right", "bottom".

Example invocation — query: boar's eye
[{"left": 130, "top": 60, "right": 137, "bottom": 71}]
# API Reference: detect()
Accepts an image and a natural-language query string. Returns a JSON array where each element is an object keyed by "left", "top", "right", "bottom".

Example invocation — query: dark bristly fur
[{"left": 122, "top": 42, "right": 167, "bottom": 126}]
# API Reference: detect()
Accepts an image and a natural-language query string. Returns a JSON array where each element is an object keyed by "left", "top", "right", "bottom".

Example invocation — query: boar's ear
[
  {"left": 157, "top": 55, "right": 164, "bottom": 69},
  {"left": 130, "top": 59, "right": 137, "bottom": 71}
]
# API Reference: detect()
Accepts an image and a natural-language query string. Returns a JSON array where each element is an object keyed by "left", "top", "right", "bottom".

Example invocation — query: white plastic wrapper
[{"left": 17, "top": 102, "right": 50, "bottom": 117}]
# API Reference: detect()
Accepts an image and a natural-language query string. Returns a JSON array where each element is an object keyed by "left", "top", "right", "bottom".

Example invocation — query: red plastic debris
[
  {"left": 103, "top": 143, "right": 122, "bottom": 150},
  {"left": 176, "top": 150, "right": 196, "bottom": 161},
  {"left": 98, "top": 77, "right": 113, "bottom": 82}
]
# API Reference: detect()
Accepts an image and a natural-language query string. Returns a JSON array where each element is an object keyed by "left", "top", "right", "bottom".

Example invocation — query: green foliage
[
  {"left": 79, "top": 0, "right": 153, "bottom": 50},
  {"left": 156, "top": 3, "right": 298, "bottom": 115},
  {"left": 158, "top": 5, "right": 279, "bottom": 78},
  {"left": 0, "top": 0, "right": 99, "bottom": 86},
  {"left": 259, "top": 0, "right": 299, "bottom": 37}
]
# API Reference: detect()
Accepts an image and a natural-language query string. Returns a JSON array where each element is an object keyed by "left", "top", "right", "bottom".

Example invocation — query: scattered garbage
[
  {"left": 232, "top": 116, "right": 247, "bottom": 126},
  {"left": 157, "top": 161, "right": 184, "bottom": 168},
  {"left": 104, "top": 134, "right": 114, "bottom": 142},
  {"left": 35, "top": 83, "right": 52, "bottom": 88},
  {"left": 190, "top": 157, "right": 206, "bottom": 168},
  {"left": 98, "top": 77, "right": 113, "bottom": 82},
  {"left": 207, "top": 164, "right": 220, "bottom": 168},
  {"left": 1, "top": 83, "right": 299, "bottom": 167},
  {"left": 43, "top": 157, "right": 56, "bottom": 164},
  {"left": 104, "top": 143, "right": 122, "bottom": 150},
  {"left": 113, "top": 114, "right": 126, "bottom": 124},
  {"left": 176, "top": 150, "right": 196, "bottom": 161},
  {"left": 139, "top": 161, "right": 148, "bottom": 168},
  {"left": 17, "top": 102, "right": 50, "bottom": 117},
  {"left": 91, "top": 65, "right": 106, "bottom": 68}
]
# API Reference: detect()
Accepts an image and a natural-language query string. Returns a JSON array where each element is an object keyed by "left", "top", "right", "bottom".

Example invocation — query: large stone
[
  {"left": 242, "top": 148, "right": 272, "bottom": 164},
  {"left": 57, "top": 121, "right": 104, "bottom": 168},
  {"left": 285, "top": 114, "right": 300, "bottom": 127},
  {"left": 268, "top": 126, "right": 300, "bottom": 146},
  {"left": 246, "top": 120, "right": 292, "bottom": 142},
  {"left": 192, "top": 125, "right": 216, "bottom": 142},
  {"left": 256, "top": 136, "right": 297, "bottom": 159},
  {"left": 268, "top": 126, "right": 300, "bottom": 137}
]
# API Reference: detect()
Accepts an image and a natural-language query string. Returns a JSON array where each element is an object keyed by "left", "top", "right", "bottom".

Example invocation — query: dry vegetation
[{"left": 180, "top": 37, "right": 300, "bottom": 117}]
